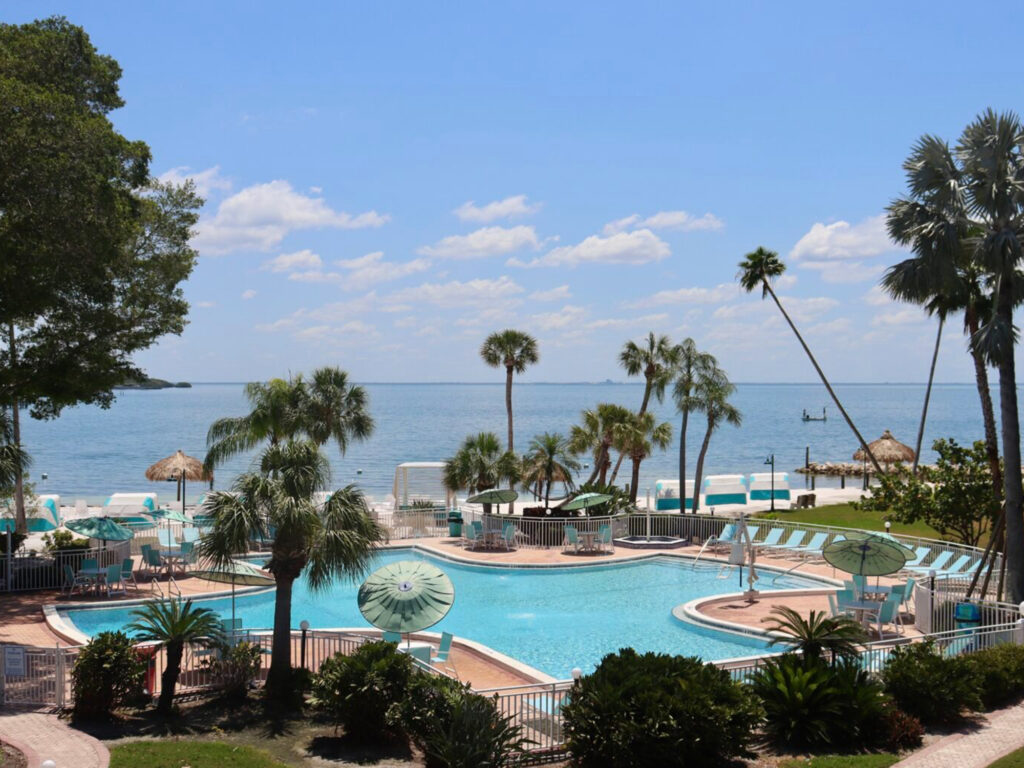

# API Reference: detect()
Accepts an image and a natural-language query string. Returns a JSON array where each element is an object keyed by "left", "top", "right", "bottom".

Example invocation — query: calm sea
[{"left": 16, "top": 382, "right": 1013, "bottom": 504}]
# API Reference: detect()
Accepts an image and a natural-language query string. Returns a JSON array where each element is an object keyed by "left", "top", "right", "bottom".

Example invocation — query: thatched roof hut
[
  {"left": 853, "top": 430, "right": 915, "bottom": 466},
  {"left": 144, "top": 450, "right": 211, "bottom": 483}
]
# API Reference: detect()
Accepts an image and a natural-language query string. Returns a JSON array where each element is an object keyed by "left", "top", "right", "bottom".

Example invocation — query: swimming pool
[{"left": 60, "top": 549, "right": 825, "bottom": 678}]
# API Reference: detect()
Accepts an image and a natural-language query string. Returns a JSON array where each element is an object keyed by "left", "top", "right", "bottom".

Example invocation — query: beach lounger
[
  {"left": 933, "top": 556, "right": 978, "bottom": 579},
  {"left": 786, "top": 532, "right": 828, "bottom": 559},
  {"left": 899, "top": 546, "right": 932, "bottom": 571},
  {"left": 904, "top": 550, "right": 954, "bottom": 575},
  {"left": 704, "top": 523, "right": 736, "bottom": 552},
  {"left": 768, "top": 530, "right": 807, "bottom": 552},
  {"left": 752, "top": 527, "right": 785, "bottom": 550}
]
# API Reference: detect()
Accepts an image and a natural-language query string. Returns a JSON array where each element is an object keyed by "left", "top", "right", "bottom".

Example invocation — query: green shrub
[
  {"left": 562, "top": 649, "right": 761, "bottom": 768},
  {"left": 71, "top": 631, "right": 146, "bottom": 719},
  {"left": 881, "top": 640, "right": 980, "bottom": 725},
  {"left": 309, "top": 641, "right": 414, "bottom": 742},
  {"left": 201, "top": 641, "right": 263, "bottom": 701},
  {"left": 966, "top": 643, "right": 1024, "bottom": 710},
  {"left": 882, "top": 708, "right": 924, "bottom": 752},
  {"left": 42, "top": 529, "right": 90, "bottom": 552},
  {"left": 388, "top": 672, "right": 469, "bottom": 760},
  {"left": 419, "top": 692, "right": 527, "bottom": 768}
]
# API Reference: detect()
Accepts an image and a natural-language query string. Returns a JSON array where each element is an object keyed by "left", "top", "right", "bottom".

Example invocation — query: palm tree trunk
[
  {"left": 995, "top": 293, "right": 1024, "bottom": 603},
  {"left": 157, "top": 641, "right": 184, "bottom": 715},
  {"left": 692, "top": 420, "right": 715, "bottom": 513},
  {"left": 967, "top": 308, "right": 1003, "bottom": 495},
  {"left": 679, "top": 408, "right": 689, "bottom": 512},
  {"left": 7, "top": 324, "right": 25, "bottom": 535},
  {"left": 764, "top": 282, "right": 883, "bottom": 475},
  {"left": 608, "top": 451, "right": 626, "bottom": 485},
  {"left": 505, "top": 366, "right": 514, "bottom": 453},
  {"left": 629, "top": 455, "right": 641, "bottom": 503},
  {"left": 913, "top": 317, "right": 944, "bottom": 474},
  {"left": 267, "top": 573, "right": 295, "bottom": 694}
]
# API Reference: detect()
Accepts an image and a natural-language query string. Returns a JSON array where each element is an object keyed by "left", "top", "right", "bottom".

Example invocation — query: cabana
[
  {"left": 703, "top": 475, "right": 748, "bottom": 506},
  {"left": 654, "top": 479, "right": 695, "bottom": 511},
  {"left": 748, "top": 472, "right": 791, "bottom": 502},
  {"left": 0, "top": 494, "right": 61, "bottom": 532},
  {"left": 392, "top": 462, "right": 455, "bottom": 512},
  {"left": 103, "top": 493, "right": 159, "bottom": 528}
]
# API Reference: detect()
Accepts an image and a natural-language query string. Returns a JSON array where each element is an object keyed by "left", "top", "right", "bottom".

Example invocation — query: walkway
[
  {"left": 893, "top": 704, "right": 1024, "bottom": 768},
  {"left": 0, "top": 707, "right": 109, "bottom": 768}
]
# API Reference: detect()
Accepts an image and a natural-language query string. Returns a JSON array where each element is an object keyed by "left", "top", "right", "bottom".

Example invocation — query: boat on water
[{"left": 802, "top": 407, "right": 827, "bottom": 422}]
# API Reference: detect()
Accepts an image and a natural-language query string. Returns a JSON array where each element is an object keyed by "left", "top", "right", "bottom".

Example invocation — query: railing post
[{"left": 56, "top": 643, "right": 64, "bottom": 708}]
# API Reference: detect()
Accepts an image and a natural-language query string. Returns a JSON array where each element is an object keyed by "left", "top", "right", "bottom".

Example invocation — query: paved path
[
  {"left": 0, "top": 707, "right": 109, "bottom": 768},
  {"left": 894, "top": 704, "right": 1024, "bottom": 768}
]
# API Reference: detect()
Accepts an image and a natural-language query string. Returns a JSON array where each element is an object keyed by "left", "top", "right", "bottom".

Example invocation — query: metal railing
[{"left": 1, "top": 539, "right": 131, "bottom": 592}]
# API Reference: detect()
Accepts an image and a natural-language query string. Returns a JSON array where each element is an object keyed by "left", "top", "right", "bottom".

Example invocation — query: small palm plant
[
  {"left": 761, "top": 605, "right": 867, "bottom": 664},
  {"left": 127, "top": 598, "right": 224, "bottom": 715}
]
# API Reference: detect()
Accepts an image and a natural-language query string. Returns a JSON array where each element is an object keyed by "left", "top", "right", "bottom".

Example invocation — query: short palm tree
[
  {"left": 761, "top": 606, "right": 866, "bottom": 664},
  {"left": 0, "top": 408, "right": 32, "bottom": 534},
  {"left": 737, "top": 246, "right": 882, "bottom": 475},
  {"left": 612, "top": 411, "right": 672, "bottom": 503},
  {"left": 672, "top": 339, "right": 716, "bottom": 511},
  {"left": 690, "top": 367, "right": 742, "bottom": 512},
  {"left": 480, "top": 329, "right": 539, "bottom": 454},
  {"left": 126, "top": 598, "right": 224, "bottom": 715},
  {"left": 521, "top": 432, "right": 580, "bottom": 508},
  {"left": 568, "top": 403, "right": 633, "bottom": 486},
  {"left": 200, "top": 440, "right": 386, "bottom": 695},
  {"left": 443, "top": 432, "right": 521, "bottom": 514}
]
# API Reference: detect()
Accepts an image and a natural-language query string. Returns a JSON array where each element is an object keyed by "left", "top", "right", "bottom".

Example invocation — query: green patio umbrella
[
  {"left": 846, "top": 530, "right": 916, "bottom": 557},
  {"left": 143, "top": 507, "right": 192, "bottom": 546},
  {"left": 192, "top": 560, "right": 275, "bottom": 628},
  {"left": 358, "top": 560, "right": 455, "bottom": 636},
  {"left": 466, "top": 489, "right": 518, "bottom": 516},
  {"left": 561, "top": 492, "right": 613, "bottom": 512},
  {"left": 823, "top": 536, "right": 908, "bottom": 577},
  {"left": 65, "top": 516, "right": 134, "bottom": 545}
]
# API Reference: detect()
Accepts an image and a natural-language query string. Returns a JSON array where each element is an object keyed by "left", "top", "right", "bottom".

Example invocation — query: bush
[
  {"left": 389, "top": 672, "right": 468, "bottom": 758},
  {"left": 419, "top": 691, "right": 527, "bottom": 768},
  {"left": 201, "top": 641, "right": 263, "bottom": 701},
  {"left": 562, "top": 648, "right": 761, "bottom": 768},
  {"left": 309, "top": 641, "right": 414, "bottom": 742},
  {"left": 882, "top": 708, "right": 924, "bottom": 752},
  {"left": 71, "top": 631, "right": 146, "bottom": 719},
  {"left": 966, "top": 644, "right": 1024, "bottom": 710},
  {"left": 42, "top": 529, "right": 90, "bottom": 552},
  {"left": 881, "top": 640, "right": 980, "bottom": 725}
]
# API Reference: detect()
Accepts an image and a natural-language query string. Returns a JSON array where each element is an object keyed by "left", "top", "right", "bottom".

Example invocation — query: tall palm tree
[
  {"left": 672, "top": 339, "right": 716, "bottom": 512},
  {"left": 200, "top": 441, "right": 386, "bottom": 695},
  {"left": 204, "top": 367, "right": 374, "bottom": 471},
  {"left": 0, "top": 408, "right": 30, "bottom": 499},
  {"left": 567, "top": 403, "right": 633, "bottom": 486},
  {"left": 443, "top": 432, "right": 521, "bottom": 514},
  {"left": 480, "top": 329, "right": 539, "bottom": 454},
  {"left": 126, "top": 598, "right": 223, "bottom": 715},
  {"left": 690, "top": 368, "right": 742, "bottom": 512},
  {"left": 612, "top": 411, "right": 673, "bottom": 503},
  {"left": 737, "top": 247, "right": 882, "bottom": 475},
  {"left": 520, "top": 432, "right": 580, "bottom": 508}
]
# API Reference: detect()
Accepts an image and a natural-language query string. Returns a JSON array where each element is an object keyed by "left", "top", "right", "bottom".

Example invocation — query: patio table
[
  {"left": 159, "top": 548, "right": 185, "bottom": 576},
  {"left": 839, "top": 599, "right": 882, "bottom": 628},
  {"left": 578, "top": 531, "right": 598, "bottom": 552},
  {"left": 77, "top": 565, "right": 106, "bottom": 594}
]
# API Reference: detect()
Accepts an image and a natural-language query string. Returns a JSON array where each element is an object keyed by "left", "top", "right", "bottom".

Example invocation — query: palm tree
[
  {"left": 690, "top": 368, "right": 742, "bottom": 512},
  {"left": 520, "top": 433, "right": 580, "bottom": 509},
  {"left": 737, "top": 246, "right": 883, "bottom": 475},
  {"left": 443, "top": 432, "right": 521, "bottom": 514},
  {"left": 567, "top": 403, "right": 633, "bottom": 486},
  {"left": 480, "top": 330, "right": 538, "bottom": 454},
  {"left": 672, "top": 339, "right": 716, "bottom": 512},
  {"left": 126, "top": 598, "right": 223, "bottom": 715},
  {"left": 612, "top": 411, "right": 672, "bottom": 503},
  {"left": 0, "top": 409, "right": 30, "bottom": 498},
  {"left": 204, "top": 367, "right": 374, "bottom": 471},
  {"left": 200, "top": 441, "right": 386, "bottom": 695},
  {"left": 761, "top": 606, "right": 866, "bottom": 664}
]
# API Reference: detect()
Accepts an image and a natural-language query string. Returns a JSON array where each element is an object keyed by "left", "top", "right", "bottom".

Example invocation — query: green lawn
[
  {"left": 778, "top": 754, "right": 901, "bottom": 768},
  {"left": 988, "top": 746, "right": 1024, "bottom": 767},
  {"left": 110, "top": 741, "right": 288, "bottom": 768},
  {"left": 759, "top": 503, "right": 942, "bottom": 540}
]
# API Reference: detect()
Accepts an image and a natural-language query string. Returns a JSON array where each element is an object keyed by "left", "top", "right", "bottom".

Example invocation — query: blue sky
[{"left": 10, "top": 2, "right": 1024, "bottom": 383}]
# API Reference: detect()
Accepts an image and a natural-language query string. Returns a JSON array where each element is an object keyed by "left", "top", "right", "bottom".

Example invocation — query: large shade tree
[
  {"left": 0, "top": 18, "right": 200, "bottom": 532},
  {"left": 480, "top": 329, "right": 538, "bottom": 453},
  {"left": 672, "top": 339, "right": 716, "bottom": 512},
  {"left": 200, "top": 441, "right": 386, "bottom": 695},
  {"left": 691, "top": 367, "right": 742, "bottom": 513}
]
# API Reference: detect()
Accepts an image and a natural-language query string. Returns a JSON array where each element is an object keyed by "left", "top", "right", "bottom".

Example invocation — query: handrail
[
  {"left": 150, "top": 577, "right": 164, "bottom": 598},
  {"left": 167, "top": 575, "right": 182, "bottom": 600}
]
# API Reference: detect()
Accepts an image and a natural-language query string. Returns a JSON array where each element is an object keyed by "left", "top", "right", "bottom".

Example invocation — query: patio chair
[
  {"left": 120, "top": 558, "right": 138, "bottom": 590},
  {"left": 563, "top": 525, "right": 581, "bottom": 554},
  {"left": 752, "top": 527, "right": 785, "bottom": 550},
  {"left": 827, "top": 592, "right": 839, "bottom": 617},
  {"left": 157, "top": 529, "right": 177, "bottom": 548},
  {"left": 769, "top": 529, "right": 807, "bottom": 552},
  {"left": 62, "top": 564, "right": 91, "bottom": 596},
  {"left": 143, "top": 546, "right": 164, "bottom": 574},
  {"left": 463, "top": 524, "right": 483, "bottom": 550},
  {"left": 81, "top": 557, "right": 98, "bottom": 572},
  {"left": 104, "top": 563, "right": 127, "bottom": 597},
  {"left": 181, "top": 527, "right": 200, "bottom": 543},
  {"left": 904, "top": 550, "right": 954, "bottom": 575},
  {"left": 597, "top": 524, "right": 613, "bottom": 553},
  {"left": 897, "top": 578, "right": 916, "bottom": 617},
  {"left": 179, "top": 541, "right": 196, "bottom": 571},
  {"left": 500, "top": 525, "right": 517, "bottom": 551},
  {"left": 875, "top": 592, "right": 903, "bottom": 638}
]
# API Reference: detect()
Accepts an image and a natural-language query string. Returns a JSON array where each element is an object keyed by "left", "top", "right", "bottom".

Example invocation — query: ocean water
[
  {"left": 61, "top": 548, "right": 821, "bottom": 677},
  {"left": 16, "top": 381, "right": 1010, "bottom": 504}
]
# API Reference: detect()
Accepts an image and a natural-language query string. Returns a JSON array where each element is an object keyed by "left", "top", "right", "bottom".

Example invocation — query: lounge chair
[
  {"left": 786, "top": 532, "right": 828, "bottom": 559},
  {"left": 768, "top": 530, "right": 807, "bottom": 552},
  {"left": 904, "top": 550, "right": 954, "bottom": 575},
  {"left": 181, "top": 527, "right": 200, "bottom": 543},
  {"left": 120, "top": 558, "right": 138, "bottom": 590},
  {"left": 752, "top": 527, "right": 785, "bottom": 550},
  {"left": 934, "top": 556, "right": 978, "bottom": 579},
  {"left": 899, "top": 546, "right": 932, "bottom": 570},
  {"left": 564, "top": 525, "right": 581, "bottom": 554},
  {"left": 157, "top": 529, "right": 177, "bottom": 548},
  {"left": 104, "top": 563, "right": 127, "bottom": 597},
  {"left": 62, "top": 564, "right": 91, "bottom": 596},
  {"left": 742, "top": 525, "right": 761, "bottom": 545},
  {"left": 704, "top": 523, "right": 736, "bottom": 552}
]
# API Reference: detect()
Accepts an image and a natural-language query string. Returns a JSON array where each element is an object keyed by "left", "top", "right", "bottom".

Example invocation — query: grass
[
  {"left": 778, "top": 755, "right": 900, "bottom": 768},
  {"left": 109, "top": 741, "right": 288, "bottom": 768},
  {"left": 759, "top": 502, "right": 943, "bottom": 540},
  {"left": 987, "top": 746, "right": 1024, "bottom": 767}
]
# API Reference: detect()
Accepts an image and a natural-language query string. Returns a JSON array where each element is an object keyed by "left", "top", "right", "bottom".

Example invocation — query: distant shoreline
[{"left": 175, "top": 380, "right": 993, "bottom": 387}]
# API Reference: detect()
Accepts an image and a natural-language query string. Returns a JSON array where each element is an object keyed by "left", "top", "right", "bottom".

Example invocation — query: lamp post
[
  {"left": 764, "top": 454, "right": 776, "bottom": 511},
  {"left": 300, "top": 620, "right": 310, "bottom": 670}
]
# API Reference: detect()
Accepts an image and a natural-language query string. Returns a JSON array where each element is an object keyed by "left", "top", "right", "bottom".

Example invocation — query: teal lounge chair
[
  {"left": 179, "top": 541, "right": 196, "bottom": 571},
  {"left": 752, "top": 527, "right": 785, "bottom": 550},
  {"left": 787, "top": 532, "right": 827, "bottom": 559},
  {"left": 158, "top": 529, "right": 177, "bottom": 548},
  {"left": 143, "top": 547, "right": 163, "bottom": 574},
  {"left": 905, "top": 550, "right": 954, "bottom": 575},
  {"left": 900, "top": 546, "right": 932, "bottom": 570},
  {"left": 181, "top": 527, "right": 200, "bottom": 543},
  {"left": 705, "top": 523, "right": 736, "bottom": 552},
  {"left": 564, "top": 525, "right": 581, "bottom": 554},
  {"left": 104, "top": 563, "right": 127, "bottom": 597},
  {"left": 934, "top": 556, "right": 977, "bottom": 578},
  {"left": 769, "top": 530, "right": 807, "bottom": 552}
]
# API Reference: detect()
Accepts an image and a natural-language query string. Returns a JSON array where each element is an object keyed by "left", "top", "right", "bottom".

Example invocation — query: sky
[{"left": 9, "top": 1, "right": 1024, "bottom": 383}]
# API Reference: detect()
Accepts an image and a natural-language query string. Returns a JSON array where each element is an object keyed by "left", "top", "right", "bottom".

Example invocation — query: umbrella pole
[
  {"left": 232, "top": 575, "right": 236, "bottom": 629},
  {"left": 182, "top": 474, "right": 187, "bottom": 518}
]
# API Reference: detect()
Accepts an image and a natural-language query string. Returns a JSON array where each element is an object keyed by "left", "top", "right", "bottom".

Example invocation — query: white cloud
[
  {"left": 195, "top": 300, "right": 216, "bottom": 308},
  {"left": 713, "top": 296, "right": 838, "bottom": 324},
  {"left": 158, "top": 165, "right": 232, "bottom": 198},
  {"left": 261, "top": 249, "right": 323, "bottom": 273},
  {"left": 630, "top": 283, "right": 738, "bottom": 308},
  {"left": 800, "top": 260, "right": 884, "bottom": 284},
  {"left": 602, "top": 210, "right": 724, "bottom": 236},
  {"left": 871, "top": 308, "right": 926, "bottom": 327},
  {"left": 510, "top": 229, "right": 669, "bottom": 269},
  {"left": 285, "top": 252, "right": 432, "bottom": 291},
  {"left": 294, "top": 320, "right": 378, "bottom": 343},
  {"left": 864, "top": 286, "right": 895, "bottom": 306},
  {"left": 776, "top": 274, "right": 799, "bottom": 289},
  {"left": 454, "top": 195, "right": 541, "bottom": 223},
  {"left": 194, "top": 180, "right": 389, "bottom": 254},
  {"left": 387, "top": 276, "right": 525, "bottom": 308},
  {"left": 790, "top": 214, "right": 895, "bottom": 261},
  {"left": 417, "top": 225, "right": 540, "bottom": 259},
  {"left": 529, "top": 305, "right": 588, "bottom": 331},
  {"left": 241, "top": 289, "right": 257, "bottom": 300},
  {"left": 528, "top": 284, "right": 572, "bottom": 302}
]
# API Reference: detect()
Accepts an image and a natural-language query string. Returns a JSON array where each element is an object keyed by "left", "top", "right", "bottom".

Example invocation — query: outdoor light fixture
[
  {"left": 571, "top": 667, "right": 582, "bottom": 680},
  {"left": 764, "top": 454, "right": 776, "bottom": 511},
  {"left": 300, "top": 620, "right": 311, "bottom": 669}
]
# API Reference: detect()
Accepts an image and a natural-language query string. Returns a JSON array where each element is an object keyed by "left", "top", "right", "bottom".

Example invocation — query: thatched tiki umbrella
[
  {"left": 853, "top": 430, "right": 915, "bottom": 472},
  {"left": 145, "top": 450, "right": 212, "bottom": 515}
]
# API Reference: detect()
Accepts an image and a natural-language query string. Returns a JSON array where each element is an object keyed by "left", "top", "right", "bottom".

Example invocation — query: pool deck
[{"left": 4, "top": 538, "right": 916, "bottom": 690}]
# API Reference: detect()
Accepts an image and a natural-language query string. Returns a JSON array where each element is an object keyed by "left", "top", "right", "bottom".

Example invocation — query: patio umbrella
[
  {"left": 561, "top": 492, "right": 613, "bottom": 512},
  {"left": 144, "top": 450, "right": 212, "bottom": 516},
  {"left": 853, "top": 430, "right": 915, "bottom": 470},
  {"left": 358, "top": 560, "right": 455, "bottom": 637},
  {"left": 144, "top": 507, "right": 194, "bottom": 547},
  {"left": 846, "top": 530, "right": 916, "bottom": 557},
  {"left": 65, "top": 516, "right": 134, "bottom": 546},
  {"left": 823, "top": 536, "right": 908, "bottom": 577},
  {"left": 466, "top": 488, "right": 518, "bottom": 516},
  {"left": 192, "top": 560, "right": 275, "bottom": 628}
]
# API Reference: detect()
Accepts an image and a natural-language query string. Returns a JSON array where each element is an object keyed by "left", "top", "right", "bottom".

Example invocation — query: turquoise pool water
[{"left": 61, "top": 550, "right": 822, "bottom": 678}]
